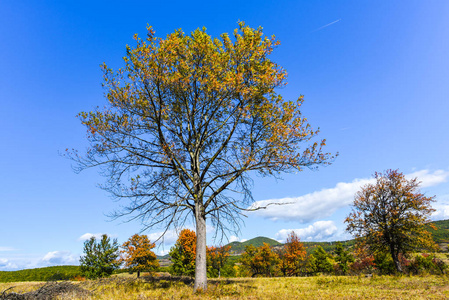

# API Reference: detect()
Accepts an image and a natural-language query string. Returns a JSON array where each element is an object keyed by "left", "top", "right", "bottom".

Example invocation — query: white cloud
[
  {"left": 432, "top": 194, "right": 449, "bottom": 220},
  {"left": 406, "top": 169, "right": 449, "bottom": 187},
  {"left": 226, "top": 236, "right": 249, "bottom": 243},
  {"left": 228, "top": 235, "right": 239, "bottom": 243},
  {"left": 0, "top": 251, "right": 80, "bottom": 271},
  {"left": 433, "top": 205, "right": 449, "bottom": 220},
  {"left": 0, "top": 247, "right": 15, "bottom": 251},
  {"left": 250, "top": 178, "right": 373, "bottom": 222},
  {"left": 251, "top": 169, "right": 448, "bottom": 223},
  {"left": 0, "top": 258, "right": 18, "bottom": 270},
  {"left": 276, "top": 221, "right": 338, "bottom": 242},
  {"left": 148, "top": 230, "right": 180, "bottom": 244},
  {"left": 78, "top": 233, "right": 104, "bottom": 241},
  {"left": 40, "top": 251, "right": 77, "bottom": 266},
  {"left": 156, "top": 249, "right": 171, "bottom": 256}
]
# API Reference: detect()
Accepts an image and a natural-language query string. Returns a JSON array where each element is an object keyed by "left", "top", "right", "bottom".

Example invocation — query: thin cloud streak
[
  {"left": 312, "top": 19, "right": 341, "bottom": 32},
  {"left": 0, "top": 247, "right": 15, "bottom": 251}
]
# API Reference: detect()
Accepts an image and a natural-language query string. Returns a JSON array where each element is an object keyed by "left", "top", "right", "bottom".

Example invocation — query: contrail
[{"left": 312, "top": 19, "right": 341, "bottom": 32}]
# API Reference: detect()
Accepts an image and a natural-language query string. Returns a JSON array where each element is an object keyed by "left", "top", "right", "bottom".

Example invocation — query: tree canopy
[
  {"left": 71, "top": 22, "right": 333, "bottom": 290},
  {"left": 206, "top": 245, "right": 231, "bottom": 278},
  {"left": 120, "top": 234, "right": 159, "bottom": 277},
  {"left": 345, "top": 169, "right": 436, "bottom": 273},
  {"left": 241, "top": 243, "right": 279, "bottom": 277},
  {"left": 278, "top": 231, "right": 306, "bottom": 276},
  {"left": 79, "top": 234, "right": 120, "bottom": 279}
]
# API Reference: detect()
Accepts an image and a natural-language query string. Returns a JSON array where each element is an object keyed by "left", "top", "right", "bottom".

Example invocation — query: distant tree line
[
  {"left": 168, "top": 230, "right": 447, "bottom": 278},
  {"left": 0, "top": 266, "right": 82, "bottom": 283}
]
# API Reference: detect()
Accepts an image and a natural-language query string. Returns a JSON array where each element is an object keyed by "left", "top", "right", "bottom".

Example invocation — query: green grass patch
[{"left": 0, "top": 265, "right": 82, "bottom": 282}]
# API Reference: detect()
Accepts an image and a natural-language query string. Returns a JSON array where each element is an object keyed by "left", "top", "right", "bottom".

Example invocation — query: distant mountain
[
  {"left": 156, "top": 254, "right": 170, "bottom": 260},
  {"left": 223, "top": 219, "right": 449, "bottom": 255},
  {"left": 227, "top": 236, "right": 281, "bottom": 254},
  {"left": 427, "top": 219, "right": 449, "bottom": 251},
  {"left": 428, "top": 219, "right": 449, "bottom": 243}
]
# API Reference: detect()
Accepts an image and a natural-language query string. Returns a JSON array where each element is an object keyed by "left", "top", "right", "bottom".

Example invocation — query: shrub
[{"left": 406, "top": 253, "right": 448, "bottom": 275}]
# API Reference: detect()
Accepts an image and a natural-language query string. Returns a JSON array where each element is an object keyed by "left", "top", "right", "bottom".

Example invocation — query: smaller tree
[
  {"left": 311, "top": 246, "right": 334, "bottom": 274},
  {"left": 279, "top": 231, "right": 306, "bottom": 276},
  {"left": 302, "top": 253, "right": 318, "bottom": 276},
  {"left": 345, "top": 169, "right": 437, "bottom": 273},
  {"left": 121, "top": 234, "right": 159, "bottom": 278},
  {"left": 169, "top": 229, "right": 196, "bottom": 276},
  {"left": 80, "top": 234, "right": 120, "bottom": 279},
  {"left": 206, "top": 245, "right": 231, "bottom": 278},
  {"left": 240, "top": 243, "right": 279, "bottom": 277},
  {"left": 334, "top": 242, "right": 354, "bottom": 275}
]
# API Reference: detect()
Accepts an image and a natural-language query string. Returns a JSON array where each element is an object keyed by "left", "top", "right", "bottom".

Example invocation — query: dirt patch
[{"left": 1, "top": 281, "right": 90, "bottom": 300}]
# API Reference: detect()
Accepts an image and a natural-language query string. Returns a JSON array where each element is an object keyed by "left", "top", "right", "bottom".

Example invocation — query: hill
[
  {"left": 228, "top": 236, "right": 281, "bottom": 254},
  {"left": 428, "top": 219, "right": 449, "bottom": 243},
  {"left": 0, "top": 266, "right": 81, "bottom": 283}
]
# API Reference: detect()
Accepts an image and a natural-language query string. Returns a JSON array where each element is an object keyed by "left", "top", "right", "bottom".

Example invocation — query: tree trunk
[
  {"left": 390, "top": 248, "right": 403, "bottom": 273},
  {"left": 137, "top": 270, "right": 140, "bottom": 278},
  {"left": 194, "top": 205, "right": 207, "bottom": 291}
]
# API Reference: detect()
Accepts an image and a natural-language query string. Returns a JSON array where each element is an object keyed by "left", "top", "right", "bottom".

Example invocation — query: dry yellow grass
[
  {"left": 0, "top": 281, "right": 45, "bottom": 293},
  {"left": 1, "top": 275, "right": 449, "bottom": 299}
]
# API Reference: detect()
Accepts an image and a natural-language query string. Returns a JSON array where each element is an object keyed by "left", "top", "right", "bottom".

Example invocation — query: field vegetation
[
  {"left": 1, "top": 220, "right": 448, "bottom": 298},
  {"left": 0, "top": 266, "right": 82, "bottom": 283},
  {"left": 1, "top": 274, "right": 449, "bottom": 299}
]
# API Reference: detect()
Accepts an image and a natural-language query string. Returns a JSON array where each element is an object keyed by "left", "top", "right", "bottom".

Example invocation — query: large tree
[
  {"left": 345, "top": 169, "right": 436, "bottom": 273},
  {"left": 71, "top": 22, "right": 332, "bottom": 290}
]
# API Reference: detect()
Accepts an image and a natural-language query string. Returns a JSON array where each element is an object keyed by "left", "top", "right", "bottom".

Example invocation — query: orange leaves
[
  {"left": 120, "top": 234, "right": 159, "bottom": 275},
  {"left": 178, "top": 229, "right": 197, "bottom": 256},
  {"left": 169, "top": 229, "right": 197, "bottom": 276},
  {"left": 80, "top": 21, "right": 333, "bottom": 180},
  {"left": 72, "top": 23, "right": 335, "bottom": 287},
  {"left": 170, "top": 229, "right": 233, "bottom": 278},
  {"left": 277, "top": 231, "right": 306, "bottom": 276},
  {"left": 241, "top": 243, "right": 279, "bottom": 277},
  {"left": 206, "top": 245, "right": 231, "bottom": 277}
]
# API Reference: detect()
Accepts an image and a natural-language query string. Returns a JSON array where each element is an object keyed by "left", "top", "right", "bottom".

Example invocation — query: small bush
[{"left": 406, "top": 254, "right": 448, "bottom": 275}]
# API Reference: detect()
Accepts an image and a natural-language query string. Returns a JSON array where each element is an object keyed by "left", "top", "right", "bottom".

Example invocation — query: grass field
[{"left": 1, "top": 274, "right": 448, "bottom": 299}]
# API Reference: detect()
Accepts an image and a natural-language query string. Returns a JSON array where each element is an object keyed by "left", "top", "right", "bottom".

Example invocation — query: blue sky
[{"left": 1, "top": 0, "right": 449, "bottom": 270}]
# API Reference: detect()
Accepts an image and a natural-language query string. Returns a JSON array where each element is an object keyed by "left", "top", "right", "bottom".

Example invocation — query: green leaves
[
  {"left": 241, "top": 243, "right": 279, "bottom": 277},
  {"left": 79, "top": 234, "right": 120, "bottom": 279},
  {"left": 169, "top": 229, "right": 196, "bottom": 277}
]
